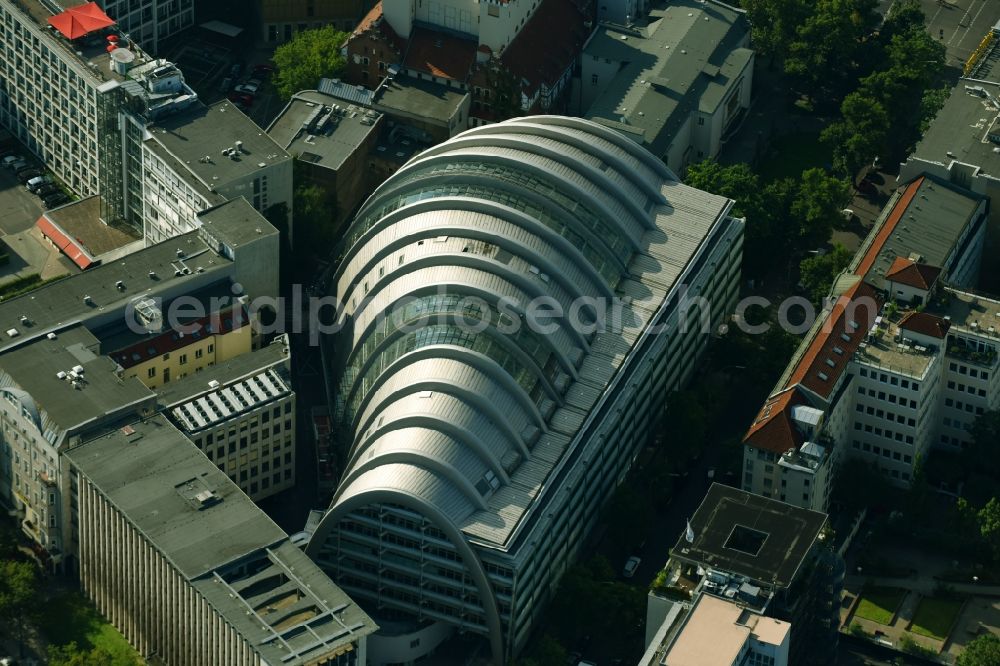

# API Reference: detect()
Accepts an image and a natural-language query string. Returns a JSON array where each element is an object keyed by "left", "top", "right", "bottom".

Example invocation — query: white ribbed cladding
[
  {"left": 313, "top": 117, "right": 689, "bottom": 663},
  {"left": 327, "top": 115, "right": 668, "bottom": 524}
]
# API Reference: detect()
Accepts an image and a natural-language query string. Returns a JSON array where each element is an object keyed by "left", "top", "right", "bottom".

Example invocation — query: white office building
[{"left": 743, "top": 175, "right": 993, "bottom": 510}]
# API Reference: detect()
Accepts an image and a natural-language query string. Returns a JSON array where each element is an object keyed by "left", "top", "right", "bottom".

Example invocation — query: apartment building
[
  {"left": 66, "top": 415, "right": 376, "bottom": 665},
  {"left": 642, "top": 486, "right": 841, "bottom": 666},
  {"left": 307, "top": 117, "right": 745, "bottom": 664},
  {"left": 0, "top": 1, "right": 289, "bottom": 249},
  {"left": 141, "top": 101, "right": 294, "bottom": 245},
  {"left": 743, "top": 175, "right": 992, "bottom": 511},
  {"left": 0, "top": 325, "right": 157, "bottom": 565},
  {"left": 159, "top": 335, "right": 298, "bottom": 502},
  {"left": 345, "top": 0, "right": 590, "bottom": 125},
  {"left": 0, "top": 203, "right": 280, "bottom": 565},
  {"left": 96, "top": 0, "right": 195, "bottom": 52},
  {"left": 582, "top": 0, "right": 754, "bottom": 174}
]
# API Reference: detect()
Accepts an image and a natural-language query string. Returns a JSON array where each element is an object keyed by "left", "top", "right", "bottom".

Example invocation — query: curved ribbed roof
[{"left": 321, "top": 116, "right": 676, "bottom": 530}]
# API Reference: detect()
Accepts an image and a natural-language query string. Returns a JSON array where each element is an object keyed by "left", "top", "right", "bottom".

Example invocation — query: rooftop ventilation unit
[
  {"left": 46, "top": 332, "right": 57, "bottom": 340},
  {"left": 115, "top": 280, "right": 125, "bottom": 291},
  {"left": 72, "top": 365, "right": 84, "bottom": 374}
]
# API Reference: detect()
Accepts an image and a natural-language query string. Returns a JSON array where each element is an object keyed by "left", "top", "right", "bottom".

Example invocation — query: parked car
[
  {"left": 622, "top": 555, "right": 641, "bottom": 578},
  {"left": 707, "top": 467, "right": 716, "bottom": 481},
  {"left": 230, "top": 62, "right": 242, "bottom": 78},
  {"left": 234, "top": 81, "right": 259, "bottom": 95},
  {"left": 219, "top": 76, "right": 233, "bottom": 93},
  {"left": 26, "top": 175, "right": 51, "bottom": 192},
  {"left": 247, "top": 77, "right": 263, "bottom": 88},
  {"left": 16, "top": 168, "right": 42, "bottom": 184},
  {"left": 42, "top": 192, "right": 68, "bottom": 208},
  {"left": 1, "top": 154, "right": 22, "bottom": 168},
  {"left": 228, "top": 92, "right": 253, "bottom": 106},
  {"left": 252, "top": 63, "right": 274, "bottom": 76},
  {"left": 35, "top": 183, "right": 59, "bottom": 197}
]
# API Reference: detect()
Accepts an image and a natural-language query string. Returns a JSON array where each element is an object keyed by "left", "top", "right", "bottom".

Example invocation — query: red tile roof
[
  {"left": 885, "top": 257, "right": 941, "bottom": 291},
  {"left": 899, "top": 311, "right": 951, "bottom": 339},
  {"left": 785, "top": 280, "right": 882, "bottom": 399},
  {"left": 404, "top": 27, "right": 477, "bottom": 81},
  {"left": 36, "top": 215, "right": 95, "bottom": 270},
  {"left": 350, "top": 1, "right": 404, "bottom": 53},
  {"left": 743, "top": 282, "right": 882, "bottom": 454},
  {"left": 742, "top": 387, "right": 808, "bottom": 454},
  {"left": 500, "top": 0, "right": 589, "bottom": 94},
  {"left": 111, "top": 305, "right": 248, "bottom": 369},
  {"left": 854, "top": 177, "right": 923, "bottom": 280}
]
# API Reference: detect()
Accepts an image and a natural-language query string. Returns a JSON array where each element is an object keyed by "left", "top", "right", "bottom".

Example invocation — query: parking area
[
  {"left": 0, "top": 164, "right": 44, "bottom": 237},
  {"left": 165, "top": 33, "right": 283, "bottom": 130}
]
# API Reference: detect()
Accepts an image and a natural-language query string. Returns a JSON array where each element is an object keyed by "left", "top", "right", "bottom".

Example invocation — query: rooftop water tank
[{"left": 110, "top": 48, "right": 136, "bottom": 76}]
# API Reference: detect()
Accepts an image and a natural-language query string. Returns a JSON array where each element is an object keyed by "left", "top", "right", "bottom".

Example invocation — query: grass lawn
[
  {"left": 854, "top": 586, "right": 908, "bottom": 625},
  {"left": 757, "top": 131, "right": 833, "bottom": 182},
  {"left": 910, "top": 597, "right": 964, "bottom": 640},
  {"left": 39, "top": 591, "right": 140, "bottom": 663}
]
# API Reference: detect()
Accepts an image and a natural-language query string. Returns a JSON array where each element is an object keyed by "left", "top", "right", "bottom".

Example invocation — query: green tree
[
  {"left": 791, "top": 168, "right": 851, "bottom": 248},
  {"left": 878, "top": 0, "right": 925, "bottom": 42},
  {"left": 272, "top": 26, "right": 348, "bottom": 100},
  {"left": 0, "top": 559, "right": 38, "bottom": 652},
  {"left": 741, "top": 0, "right": 812, "bottom": 61},
  {"left": 798, "top": 244, "right": 852, "bottom": 306},
  {"left": 920, "top": 84, "right": 951, "bottom": 134},
  {"left": 977, "top": 497, "right": 1000, "bottom": 562},
  {"left": 957, "top": 633, "right": 1000, "bottom": 666},
  {"left": 47, "top": 643, "right": 119, "bottom": 666},
  {"left": 684, "top": 161, "right": 782, "bottom": 277},
  {"left": 784, "top": 0, "right": 879, "bottom": 102},
  {"left": 821, "top": 91, "right": 889, "bottom": 179}
]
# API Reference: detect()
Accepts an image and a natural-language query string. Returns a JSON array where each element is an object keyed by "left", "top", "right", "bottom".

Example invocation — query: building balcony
[{"left": 946, "top": 342, "right": 998, "bottom": 367}]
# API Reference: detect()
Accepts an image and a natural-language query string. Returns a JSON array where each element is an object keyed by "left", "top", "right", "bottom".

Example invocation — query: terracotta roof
[
  {"left": 500, "top": 0, "right": 589, "bottom": 93},
  {"left": 350, "top": 1, "right": 404, "bottom": 52},
  {"left": 885, "top": 256, "right": 941, "bottom": 291},
  {"left": 111, "top": 306, "right": 248, "bottom": 369},
  {"left": 36, "top": 215, "right": 95, "bottom": 270},
  {"left": 352, "top": 1, "right": 383, "bottom": 36},
  {"left": 404, "top": 27, "right": 477, "bottom": 81},
  {"left": 854, "top": 177, "right": 923, "bottom": 280},
  {"left": 787, "top": 281, "right": 882, "bottom": 399},
  {"left": 899, "top": 311, "right": 951, "bottom": 339},
  {"left": 742, "top": 387, "right": 808, "bottom": 454}
]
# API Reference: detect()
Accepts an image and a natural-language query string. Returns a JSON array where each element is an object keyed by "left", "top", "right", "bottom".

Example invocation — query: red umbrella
[{"left": 48, "top": 2, "right": 115, "bottom": 40}]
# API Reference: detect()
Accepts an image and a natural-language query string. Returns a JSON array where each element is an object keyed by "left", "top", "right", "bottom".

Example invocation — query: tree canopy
[
  {"left": 783, "top": 0, "right": 879, "bottom": 102},
  {"left": 798, "top": 244, "right": 852, "bottom": 307},
  {"left": 957, "top": 633, "right": 1000, "bottom": 666},
  {"left": 47, "top": 643, "right": 123, "bottom": 666},
  {"left": 684, "top": 161, "right": 850, "bottom": 278},
  {"left": 0, "top": 559, "right": 38, "bottom": 646},
  {"left": 272, "top": 26, "right": 349, "bottom": 100}
]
